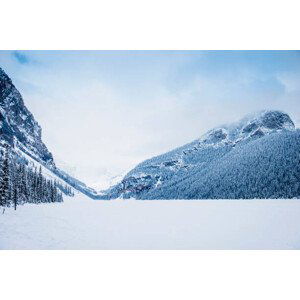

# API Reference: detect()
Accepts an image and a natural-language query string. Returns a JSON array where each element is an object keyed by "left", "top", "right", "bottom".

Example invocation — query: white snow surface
[{"left": 1, "top": 194, "right": 300, "bottom": 249}]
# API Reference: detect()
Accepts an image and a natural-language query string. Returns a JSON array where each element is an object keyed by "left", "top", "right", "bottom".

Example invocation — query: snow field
[{"left": 1, "top": 194, "right": 300, "bottom": 249}]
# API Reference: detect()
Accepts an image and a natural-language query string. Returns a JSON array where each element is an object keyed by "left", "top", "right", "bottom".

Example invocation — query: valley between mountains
[
  {"left": 1, "top": 66, "right": 300, "bottom": 249},
  {"left": 1, "top": 67, "right": 300, "bottom": 201}
]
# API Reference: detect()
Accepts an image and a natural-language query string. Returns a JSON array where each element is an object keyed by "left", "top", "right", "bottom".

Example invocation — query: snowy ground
[{"left": 1, "top": 193, "right": 300, "bottom": 249}]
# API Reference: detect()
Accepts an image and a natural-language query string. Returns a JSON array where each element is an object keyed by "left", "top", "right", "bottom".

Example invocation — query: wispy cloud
[{"left": 12, "top": 51, "right": 30, "bottom": 64}]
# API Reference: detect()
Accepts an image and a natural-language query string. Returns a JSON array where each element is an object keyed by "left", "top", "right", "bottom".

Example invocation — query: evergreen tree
[
  {"left": 0, "top": 146, "right": 65, "bottom": 210},
  {"left": 0, "top": 145, "right": 10, "bottom": 209}
]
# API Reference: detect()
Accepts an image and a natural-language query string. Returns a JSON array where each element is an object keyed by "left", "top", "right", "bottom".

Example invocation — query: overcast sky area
[{"left": 0, "top": 51, "right": 300, "bottom": 185}]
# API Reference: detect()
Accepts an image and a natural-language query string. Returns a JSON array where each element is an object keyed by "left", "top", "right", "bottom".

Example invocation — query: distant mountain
[
  {"left": 0, "top": 67, "right": 97, "bottom": 198},
  {"left": 101, "top": 110, "right": 300, "bottom": 199},
  {"left": 91, "top": 172, "right": 126, "bottom": 191}
]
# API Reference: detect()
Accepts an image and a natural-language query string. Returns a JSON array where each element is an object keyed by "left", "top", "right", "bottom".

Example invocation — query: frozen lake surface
[{"left": 1, "top": 194, "right": 300, "bottom": 249}]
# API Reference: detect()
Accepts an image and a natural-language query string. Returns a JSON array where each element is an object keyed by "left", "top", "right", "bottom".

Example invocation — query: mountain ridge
[
  {"left": 100, "top": 109, "right": 300, "bottom": 199},
  {"left": 0, "top": 67, "right": 97, "bottom": 198}
]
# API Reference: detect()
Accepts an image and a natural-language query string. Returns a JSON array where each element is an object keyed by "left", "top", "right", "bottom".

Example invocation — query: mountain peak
[
  {"left": 239, "top": 110, "right": 294, "bottom": 130},
  {"left": 0, "top": 67, "right": 12, "bottom": 84},
  {"left": 201, "top": 110, "right": 294, "bottom": 148}
]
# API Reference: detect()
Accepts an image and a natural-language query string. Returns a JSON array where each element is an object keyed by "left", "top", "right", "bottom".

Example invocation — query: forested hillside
[
  {"left": 101, "top": 110, "right": 300, "bottom": 200},
  {"left": 0, "top": 144, "right": 72, "bottom": 211}
]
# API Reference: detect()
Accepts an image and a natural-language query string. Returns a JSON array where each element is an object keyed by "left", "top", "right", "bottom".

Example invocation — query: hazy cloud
[{"left": 12, "top": 51, "right": 30, "bottom": 64}]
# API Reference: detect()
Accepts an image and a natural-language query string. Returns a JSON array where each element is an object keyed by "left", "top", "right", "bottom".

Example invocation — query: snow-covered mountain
[
  {"left": 0, "top": 68, "right": 54, "bottom": 166},
  {"left": 90, "top": 172, "right": 126, "bottom": 191},
  {"left": 0, "top": 67, "right": 97, "bottom": 198},
  {"left": 101, "top": 110, "right": 300, "bottom": 199}
]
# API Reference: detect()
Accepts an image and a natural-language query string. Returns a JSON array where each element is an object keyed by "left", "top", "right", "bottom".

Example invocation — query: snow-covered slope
[
  {"left": 1, "top": 194, "right": 300, "bottom": 249},
  {"left": 101, "top": 110, "right": 300, "bottom": 199},
  {"left": 0, "top": 67, "right": 54, "bottom": 166},
  {"left": 0, "top": 67, "right": 97, "bottom": 198}
]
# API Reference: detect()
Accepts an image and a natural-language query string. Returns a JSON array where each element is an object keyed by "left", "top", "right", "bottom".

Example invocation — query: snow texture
[{"left": 1, "top": 193, "right": 300, "bottom": 249}]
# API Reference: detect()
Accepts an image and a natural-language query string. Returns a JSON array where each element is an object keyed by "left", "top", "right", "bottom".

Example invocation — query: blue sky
[{"left": 1, "top": 51, "right": 300, "bottom": 184}]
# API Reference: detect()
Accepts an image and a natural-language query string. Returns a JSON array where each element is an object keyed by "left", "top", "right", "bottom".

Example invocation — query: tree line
[{"left": 0, "top": 145, "right": 73, "bottom": 211}]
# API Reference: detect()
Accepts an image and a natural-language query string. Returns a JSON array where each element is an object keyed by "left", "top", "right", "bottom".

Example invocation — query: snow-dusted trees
[
  {"left": 56, "top": 181, "right": 74, "bottom": 197},
  {"left": 0, "top": 145, "right": 10, "bottom": 208},
  {"left": 0, "top": 145, "right": 66, "bottom": 210},
  {"left": 149, "top": 130, "right": 300, "bottom": 200},
  {"left": 114, "top": 129, "right": 300, "bottom": 200}
]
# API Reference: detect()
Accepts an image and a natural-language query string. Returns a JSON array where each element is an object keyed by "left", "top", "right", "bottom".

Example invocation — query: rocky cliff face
[{"left": 0, "top": 67, "right": 54, "bottom": 166}]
